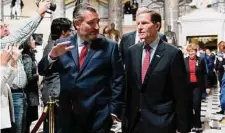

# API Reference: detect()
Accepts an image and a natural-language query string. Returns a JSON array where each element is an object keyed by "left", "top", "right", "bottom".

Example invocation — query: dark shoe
[
  {"left": 196, "top": 127, "right": 203, "bottom": 133},
  {"left": 216, "top": 110, "right": 224, "bottom": 114},
  {"left": 191, "top": 127, "right": 197, "bottom": 132},
  {"left": 202, "top": 99, "right": 207, "bottom": 103}
]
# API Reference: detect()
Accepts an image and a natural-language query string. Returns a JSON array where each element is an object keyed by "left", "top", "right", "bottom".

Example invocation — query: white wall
[
  {"left": 178, "top": 8, "right": 225, "bottom": 46},
  {"left": 179, "top": 20, "right": 224, "bottom": 46}
]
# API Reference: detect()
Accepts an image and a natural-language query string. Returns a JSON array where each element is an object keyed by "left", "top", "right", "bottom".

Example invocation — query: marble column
[
  {"left": 0, "top": 0, "right": 3, "bottom": 21},
  {"left": 108, "top": 0, "right": 123, "bottom": 34},
  {"left": 51, "top": 0, "right": 65, "bottom": 19},
  {"left": 164, "top": 0, "right": 179, "bottom": 44}
]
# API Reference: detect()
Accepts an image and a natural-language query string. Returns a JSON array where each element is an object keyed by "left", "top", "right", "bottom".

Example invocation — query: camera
[
  {"left": 36, "top": 0, "right": 57, "bottom": 12},
  {"left": 49, "top": 3, "right": 56, "bottom": 11}
]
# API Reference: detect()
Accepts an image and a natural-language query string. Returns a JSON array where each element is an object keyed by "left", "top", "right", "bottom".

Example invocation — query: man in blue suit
[{"left": 38, "top": 4, "right": 124, "bottom": 133}]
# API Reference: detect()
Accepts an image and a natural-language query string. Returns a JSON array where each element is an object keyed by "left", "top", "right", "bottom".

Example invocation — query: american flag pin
[{"left": 156, "top": 55, "right": 160, "bottom": 58}]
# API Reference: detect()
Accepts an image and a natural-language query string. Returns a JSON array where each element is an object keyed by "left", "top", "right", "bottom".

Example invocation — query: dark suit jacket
[
  {"left": 38, "top": 34, "right": 125, "bottom": 133},
  {"left": 126, "top": 40, "right": 189, "bottom": 133},
  {"left": 215, "top": 53, "right": 225, "bottom": 74},
  {"left": 41, "top": 35, "right": 60, "bottom": 104},
  {"left": 158, "top": 32, "right": 168, "bottom": 42},
  {"left": 119, "top": 31, "right": 136, "bottom": 66},
  {"left": 184, "top": 56, "right": 208, "bottom": 89},
  {"left": 120, "top": 31, "right": 169, "bottom": 133}
]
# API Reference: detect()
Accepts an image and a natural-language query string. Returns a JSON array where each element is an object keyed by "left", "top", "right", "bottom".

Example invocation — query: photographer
[
  {"left": 0, "top": 0, "right": 51, "bottom": 48},
  {"left": 0, "top": 46, "right": 22, "bottom": 133}
]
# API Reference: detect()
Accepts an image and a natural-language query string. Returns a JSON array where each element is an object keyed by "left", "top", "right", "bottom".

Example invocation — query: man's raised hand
[
  {"left": 37, "top": 0, "right": 51, "bottom": 17},
  {"left": 0, "top": 46, "right": 13, "bottom": 66},
  {"left": 49, "top": 41, "right": 74, "bottom": 59}
]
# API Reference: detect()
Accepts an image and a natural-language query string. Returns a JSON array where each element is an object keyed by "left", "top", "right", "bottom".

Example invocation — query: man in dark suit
[
  {"left": 126, "top": 10, "right": 188, "bottom": 133},
  {"left": 38, "top": 4, "right": 124, "bottom": 133},
  {"left": 120, "top": 7, "right": 168, "bottom": 133},
  {"left": 42, "top": 18, "right": 72, "bottom": 133}
]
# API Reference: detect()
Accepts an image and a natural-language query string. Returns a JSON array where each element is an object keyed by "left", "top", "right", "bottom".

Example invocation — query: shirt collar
[
  {"left": 143, "top": 36, "right": 160, "bottom": 50},
  {"left": 77, "top": 35, "right": 91, "bottom": 47},
  {"left": 77, "top": 35, "right": 84, "bottom": 47}
]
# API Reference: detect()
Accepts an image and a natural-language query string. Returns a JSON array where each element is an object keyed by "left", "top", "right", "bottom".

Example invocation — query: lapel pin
[{"left": 156, "top": 55, "right": 160, "bottom": 58}]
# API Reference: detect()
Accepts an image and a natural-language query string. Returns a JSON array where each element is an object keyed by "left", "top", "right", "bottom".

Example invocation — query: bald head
[{"left": 136, "top": 6, "right": 149, "bottom": 18}]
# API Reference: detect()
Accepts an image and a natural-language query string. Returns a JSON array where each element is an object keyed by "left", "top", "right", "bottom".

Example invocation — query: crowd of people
[
  {"left": 1, "top": 0, "right": 51, "bottom": 133},
  {"left": 1, "top": 1, "right": 225, "bottom": 133}
]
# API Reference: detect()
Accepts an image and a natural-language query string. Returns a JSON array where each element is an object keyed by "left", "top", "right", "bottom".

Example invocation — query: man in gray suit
[{"left": 42, "top": 18, "right": 72, "bottom": 133}]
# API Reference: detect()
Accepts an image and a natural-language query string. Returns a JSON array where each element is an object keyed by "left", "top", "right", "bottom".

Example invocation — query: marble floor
[
  {"left": 30, "top": 87, "right": 225, "bottom": 133},
  {"left": 196, "top": 88, "right": 225, "bottom": 133}
]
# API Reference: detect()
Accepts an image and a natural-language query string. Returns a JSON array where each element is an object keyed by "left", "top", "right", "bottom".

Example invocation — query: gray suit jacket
[{"left": 41, "top": 35, "right": 60, "bottom": 104}]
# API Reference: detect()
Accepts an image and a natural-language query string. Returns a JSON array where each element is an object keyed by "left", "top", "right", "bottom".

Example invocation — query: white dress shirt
[{"left": 77, "top": 35, "right": 90, "bottom": 56}]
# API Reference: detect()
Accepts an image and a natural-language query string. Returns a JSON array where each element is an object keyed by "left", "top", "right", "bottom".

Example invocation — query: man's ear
[
  {"left": 155, "top": 22, "right": 160, "bottom": 31},
  {"left": 61, "top": 31, "right": 66, "bottom": 36},
  {"left": 73, "top": 20, "right": 80, "bottom": 30}
]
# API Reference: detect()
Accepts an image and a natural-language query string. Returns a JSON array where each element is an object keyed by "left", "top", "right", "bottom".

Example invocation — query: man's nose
[
  {"left": 94, "top": 23, "right": 100, "bottom": 30},
  {"left": 138, "top": 27, "right": 142, "bottom": 32},
  {"left": 137, "top": 24, "right": 143, "bottom": 30}
]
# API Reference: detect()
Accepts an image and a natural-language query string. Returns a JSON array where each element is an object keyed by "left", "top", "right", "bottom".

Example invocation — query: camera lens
[{"left": 49, "top": 3, "right": 56, "bottom": 11}]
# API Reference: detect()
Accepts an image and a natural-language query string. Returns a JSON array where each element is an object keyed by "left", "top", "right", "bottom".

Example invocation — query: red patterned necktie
[
  {"left": 79, "top": 42, "right": 88, "bottom": 68},
  {"left": 142, "top": 45, "right": 151, "bottom": 83}
]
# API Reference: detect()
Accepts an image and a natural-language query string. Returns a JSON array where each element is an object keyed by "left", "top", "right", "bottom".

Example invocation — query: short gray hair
[
  {"left": 73, "top": 3, "right": 97, "bottom": 22},
  {"left": 136, "top": 6, "right": 149, "bottom": 17}
]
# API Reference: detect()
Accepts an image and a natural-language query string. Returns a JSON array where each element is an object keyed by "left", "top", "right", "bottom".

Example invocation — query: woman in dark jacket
[
  {"left": 20, "top": 35, "right": 39, "bottom": 133},
  {"left": 184, "top": 43, "right": 208, "bottom": 133}
]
